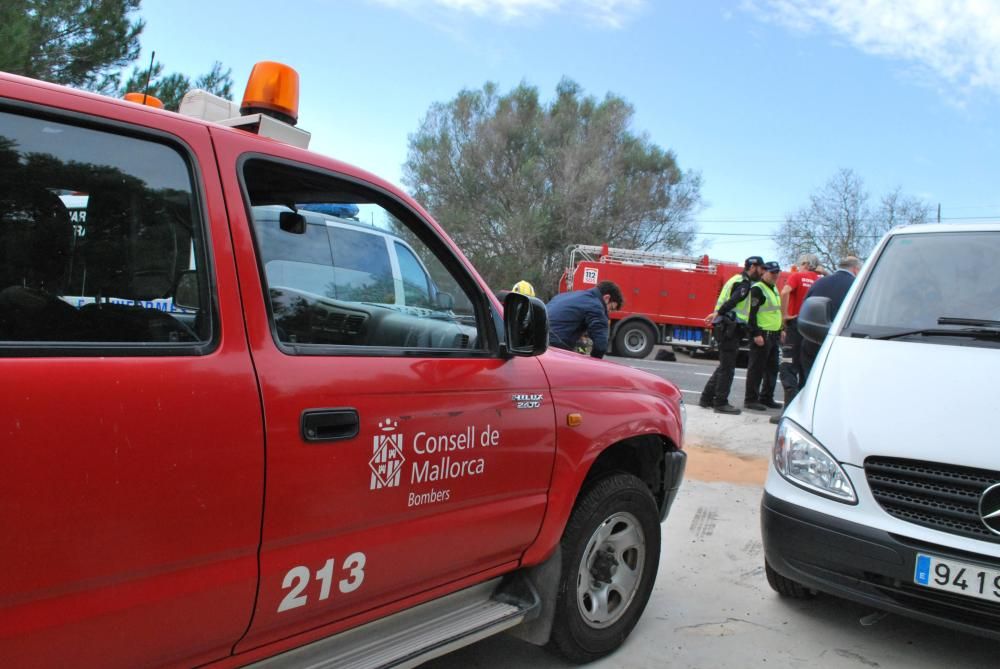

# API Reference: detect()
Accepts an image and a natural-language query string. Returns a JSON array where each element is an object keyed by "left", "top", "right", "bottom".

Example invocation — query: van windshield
[{"left": 845, "top": 231, "right": 1000, "bottom": 347}]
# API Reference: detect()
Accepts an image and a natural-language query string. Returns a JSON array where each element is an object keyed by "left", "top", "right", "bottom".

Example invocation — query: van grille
[{"left": 865, "top": 457, "right": 1000, "bottom": 544}]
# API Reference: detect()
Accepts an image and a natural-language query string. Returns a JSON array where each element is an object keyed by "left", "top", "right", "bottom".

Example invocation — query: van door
[
  {"left": 0, "top": 104, "right": 263, "bottom": 668},
  {"left": 216, "top": 152, "right": 556, "bottom": 649}
]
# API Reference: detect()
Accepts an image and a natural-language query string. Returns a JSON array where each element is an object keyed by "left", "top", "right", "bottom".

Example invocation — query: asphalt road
[
  {"left": 607, "top": 348, "right": 757, "bottom": 408},
  {"left": 421, "top": 349, "right": 1000, "bottom": 669}
]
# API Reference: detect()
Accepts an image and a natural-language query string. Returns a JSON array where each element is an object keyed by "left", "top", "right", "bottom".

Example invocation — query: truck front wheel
[
  {"left": 547, "top": 473, "right": 660, "bottom": 663},
  {"left": 614, "top": 322, "right": 655, "bottom": 359}
]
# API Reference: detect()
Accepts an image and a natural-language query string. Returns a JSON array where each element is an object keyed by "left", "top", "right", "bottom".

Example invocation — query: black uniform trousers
[
  {"left": 746, "top": 330, "right": 781, "bottom": 404},
  {"left": 699, "top": 323, "right": 743, "bottom": 407},
  {"left": 777, "top": 317, "right": 804, "bottom": 404}
]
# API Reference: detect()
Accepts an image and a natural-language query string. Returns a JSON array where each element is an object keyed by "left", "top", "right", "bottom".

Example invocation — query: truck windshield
[{"left": 845, "top": 231, "right": 1000, "bottom": 347}]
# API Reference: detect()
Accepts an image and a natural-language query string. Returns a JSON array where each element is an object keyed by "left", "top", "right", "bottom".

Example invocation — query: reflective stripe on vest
[
  {"left": 715, "top": 273, "right": 751, "bottom": 323},
  {"left": 753, "top": 281, "right": 782, "bottom": 331}
]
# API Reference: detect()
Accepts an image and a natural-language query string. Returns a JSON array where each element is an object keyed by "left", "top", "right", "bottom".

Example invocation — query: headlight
[{"left": 773, "top": 419, "right": 856, "bottom": 503}]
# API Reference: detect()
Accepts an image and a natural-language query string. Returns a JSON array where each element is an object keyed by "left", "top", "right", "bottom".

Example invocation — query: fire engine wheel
[
  {"left": 614, "top": 322, "right": 655, "bottom": 359},
  {"left": 547, "top": 473, "right": 660, "bottom": 663}
]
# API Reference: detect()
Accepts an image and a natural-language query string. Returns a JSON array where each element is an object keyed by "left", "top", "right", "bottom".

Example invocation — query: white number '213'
[{"left": 278, "top": 552, "right": 367, "bottom": 612}]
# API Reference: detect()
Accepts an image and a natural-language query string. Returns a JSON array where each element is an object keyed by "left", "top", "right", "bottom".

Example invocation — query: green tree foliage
[
  {"left": 774, "top": 168, "right": 930, "bottom": 269},
  {"left": 117, "top": 60, "right": 234, "bottom": 111},
  {"left": 403, "top": 79, "right": 701, "bottom": 298},
  {"left": 0, "top": 0, "right": 143, "bottom": 90}
]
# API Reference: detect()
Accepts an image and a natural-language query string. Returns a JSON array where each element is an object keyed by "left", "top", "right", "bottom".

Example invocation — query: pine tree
[{"left": 0, "top": 0, "right": 144, "bottom": 91}]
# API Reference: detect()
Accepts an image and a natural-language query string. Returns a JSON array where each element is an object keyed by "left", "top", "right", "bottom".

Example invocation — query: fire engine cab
[{"left": 0, "top": 63, "right": 685, "bottom": 668}]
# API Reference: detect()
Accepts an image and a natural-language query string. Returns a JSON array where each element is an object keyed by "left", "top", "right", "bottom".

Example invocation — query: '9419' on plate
[{"left": 914, "top": 553, "right": 1000, "bottom": 602}]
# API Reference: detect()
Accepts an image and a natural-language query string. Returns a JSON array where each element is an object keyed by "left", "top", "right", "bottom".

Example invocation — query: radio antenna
[{"left": 142, "top": 51, "right": 156, "bottom": 106}]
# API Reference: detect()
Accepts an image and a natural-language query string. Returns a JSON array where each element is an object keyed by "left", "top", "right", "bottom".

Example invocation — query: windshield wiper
[
  {"left": 875, "top": 326, "right": 1000, "bottom": 341},
  {"left": 938, "top": 317, "right": 1000, "bottom": 328},
  {"left": 870, "top": 315, "right": 1000, "bottom": 341}
]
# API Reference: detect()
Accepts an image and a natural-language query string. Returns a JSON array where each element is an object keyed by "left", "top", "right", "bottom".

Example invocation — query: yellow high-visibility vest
[
  {"left": 716, "top": 273, "right": 751, "bottom": 323},
  {"left": 752, "top": 281, "right": 782, "bottom": 331}
]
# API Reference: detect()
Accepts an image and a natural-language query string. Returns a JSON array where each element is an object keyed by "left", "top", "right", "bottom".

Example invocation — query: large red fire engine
[{"left": 560, "top": 244, "right": 788, "bottom": 359}]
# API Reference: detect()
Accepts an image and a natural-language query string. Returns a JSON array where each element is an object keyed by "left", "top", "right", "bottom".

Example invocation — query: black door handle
[{"left": 301, "top": 409, "right": 359, "bottom": 442}]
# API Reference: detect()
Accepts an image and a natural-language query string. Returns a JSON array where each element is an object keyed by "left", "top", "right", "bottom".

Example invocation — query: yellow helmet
[{"left": 512, "top": 280, "right": 535, "bottom": 297}]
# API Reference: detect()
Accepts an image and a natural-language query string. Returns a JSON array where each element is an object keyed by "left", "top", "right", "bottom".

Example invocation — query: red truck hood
[{"left": 539, "top": 348, "right": 681, "bottom": 400}]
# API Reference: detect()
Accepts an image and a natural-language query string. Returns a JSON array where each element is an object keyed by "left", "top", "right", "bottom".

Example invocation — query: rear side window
[
  {"left": 329, "top": 227, "right": 394, "bottom": 303},
  {"left": 0, "top": 110, "right": 211, "bottom": 349},
  {"left": 395, "top": 241, "right": 433, "bottom": 309}
]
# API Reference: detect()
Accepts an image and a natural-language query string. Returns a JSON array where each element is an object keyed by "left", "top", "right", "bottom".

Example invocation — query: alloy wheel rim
[{"left": 576, "top": 511, "right": 646, "bottom": 629}]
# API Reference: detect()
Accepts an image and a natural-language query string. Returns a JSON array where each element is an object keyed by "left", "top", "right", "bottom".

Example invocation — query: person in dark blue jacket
[
  {"left": 546, "top": 281, "right": 623, "bottom": 359},
  {"left": 799, "top": 255, "right": 862, "bottom": 379}
]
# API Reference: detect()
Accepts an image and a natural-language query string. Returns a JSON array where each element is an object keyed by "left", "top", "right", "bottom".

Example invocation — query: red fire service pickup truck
[
  {"left": 561, "top": 244, "right": 788, "bottom": 359},
  {"left": 0, "top": 63, "right": 686, "bottom": 668}
]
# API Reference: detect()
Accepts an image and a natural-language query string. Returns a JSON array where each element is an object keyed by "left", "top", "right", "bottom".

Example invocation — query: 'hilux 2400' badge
[{"left": 512, "top": 393, "right": 543, "bottom": 409}]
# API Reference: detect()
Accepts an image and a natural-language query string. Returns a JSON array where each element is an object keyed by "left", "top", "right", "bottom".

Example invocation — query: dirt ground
[
  {"left": 680, "top": 404, "right": 774, "bottom": 486},
  {"left": 684, "top": 444, "right": 768, "bottom": 486}
]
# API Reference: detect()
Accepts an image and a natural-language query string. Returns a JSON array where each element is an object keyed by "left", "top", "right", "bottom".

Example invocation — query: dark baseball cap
[
  {"left": 744, "top": 255, "right": 765, "bottom": 269},
  {"left": 764, "top": 261, "right": 781, "bottom": 273}
]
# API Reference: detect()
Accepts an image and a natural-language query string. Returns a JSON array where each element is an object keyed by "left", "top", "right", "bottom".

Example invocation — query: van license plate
[{"left": 914, "top": 553, "right": 1000, "bottom": 602}]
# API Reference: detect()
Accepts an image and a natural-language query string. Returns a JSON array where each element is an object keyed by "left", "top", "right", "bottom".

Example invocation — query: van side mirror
[
  {"left": 175, "top": 270, "right": 199, "bottom": 310},
  {"left": 798, "top": 296, "right": 832, "bottom": 344},
  {"left": 503, "top": 292, "right": 548, "bottom": 357},
  {"left": 436, "top": 291, "right": 454, "bottom": 311},
  {"left": 280, "top": 211, "right": 306, "bottom": 234}
]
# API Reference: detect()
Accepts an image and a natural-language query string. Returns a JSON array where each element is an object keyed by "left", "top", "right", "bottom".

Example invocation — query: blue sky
[{"left": 138, "top": 0, "right": 1000, "bottom": 264}]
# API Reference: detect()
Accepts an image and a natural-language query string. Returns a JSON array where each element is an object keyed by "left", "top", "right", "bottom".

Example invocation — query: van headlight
[{"left": 773, "top": 419, "right": 856, "bottom": 504}]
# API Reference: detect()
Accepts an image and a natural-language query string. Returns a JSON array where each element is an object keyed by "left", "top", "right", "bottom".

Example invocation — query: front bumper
[{"left": 762, "top": 491, "right": 1000, "bottom": 640}]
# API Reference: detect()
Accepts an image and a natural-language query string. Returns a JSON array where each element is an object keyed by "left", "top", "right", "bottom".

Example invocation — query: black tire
[
  {"left": 547, "top": 474, "right": 661, "bottom": 664},
  {"left": 614, "top": 321, "right": 656, "bottom": 359},
  {"left": 765, "top": 561, "right": 817, "bottom": 599}
]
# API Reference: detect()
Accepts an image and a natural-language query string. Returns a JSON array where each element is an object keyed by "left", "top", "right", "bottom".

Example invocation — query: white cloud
[
  {"left": 744, "top": 0, "right": 1000, "bottom": 97},
  {"left": 372, "top": 0, "right": 646, "bottom": 28}
]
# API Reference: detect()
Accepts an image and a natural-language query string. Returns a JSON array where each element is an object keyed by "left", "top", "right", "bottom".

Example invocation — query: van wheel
[
  {"left": 765, "top": 561, "right": 817, "bottom": 599},
  {"left": 547, "top": 474, "right": 660, "bottom": 663},
  {"left": 614, "top": 322, "right": 655, "bottom": 359}
]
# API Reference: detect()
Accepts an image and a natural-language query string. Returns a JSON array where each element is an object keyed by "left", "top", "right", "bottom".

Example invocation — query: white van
[{"left": 762, "top": 223, "right": 1000, "bottom": 639}]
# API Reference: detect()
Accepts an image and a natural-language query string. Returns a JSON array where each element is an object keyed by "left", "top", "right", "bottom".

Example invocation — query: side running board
[{"left": 249, "top": 576, "right": 540, "bottom": 669}]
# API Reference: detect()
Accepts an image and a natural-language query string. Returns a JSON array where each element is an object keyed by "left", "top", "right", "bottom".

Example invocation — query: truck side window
[
  {"left": 394, "top": 241, "right": 433, "bottom": 309},
  {"left": 0, "top": 110, "right": 211, "bottom": 349},
  {"left": 243, "top": 159, "right": 483, "bottom": 352},
  {"left": 329, "top": 227, "right": 395, "bottom": 303}
]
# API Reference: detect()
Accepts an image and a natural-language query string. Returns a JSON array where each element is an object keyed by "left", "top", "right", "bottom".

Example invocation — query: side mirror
[
  {"left": 175, "top": 270, "right": 200, "bottom": 310},
  {"left": 503, "top": 292, "right": 548, "bottom": 357},
  {"left": 280, "top": 211, "right": 306, "bottom": 234},
  {"left": 798, "top": 296, "right": 832, "bottom": 344},
  {"left": 436, "top": 291, "right": 454, "bottom": 311}
]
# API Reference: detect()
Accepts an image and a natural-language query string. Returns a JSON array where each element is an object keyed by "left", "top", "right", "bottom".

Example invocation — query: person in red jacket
[{"left": 777, "top": 253, "right": 821, "bottom": 406}]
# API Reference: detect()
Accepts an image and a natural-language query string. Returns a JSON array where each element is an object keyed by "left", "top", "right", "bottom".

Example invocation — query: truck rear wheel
[
  {"left": 546, "top": 473, "right": 660, "bottom": 663},
  {"left": 614, "top": 322, "right": 655, "bottom": 359}
]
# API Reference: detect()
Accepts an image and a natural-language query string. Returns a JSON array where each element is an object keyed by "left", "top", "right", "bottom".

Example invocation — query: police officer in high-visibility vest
[
  {"left": 699, "top": 255, "right": 765, "bottom": 414},
  {"left": 744, "top": 261, "right": 784, "bottom": 411}
]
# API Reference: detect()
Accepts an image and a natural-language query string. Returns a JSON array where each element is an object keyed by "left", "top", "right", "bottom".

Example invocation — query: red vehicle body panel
[
  {"left": 209, "top": 129, "right": 557, "bottom": 649},
  {"left": 0, "top": 72, "right": 684, "bottom": 668},
  {"left": 0, "top": 77, "right": 264, "bottom": 668},
  {"left": 564, "top": 258, "right": 742, "bottom": 329}
]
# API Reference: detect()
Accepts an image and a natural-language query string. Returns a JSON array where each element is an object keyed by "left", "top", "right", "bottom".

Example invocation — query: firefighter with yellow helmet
[{"left": 512, "top": 280, "right": 535, "bottom": 297}]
